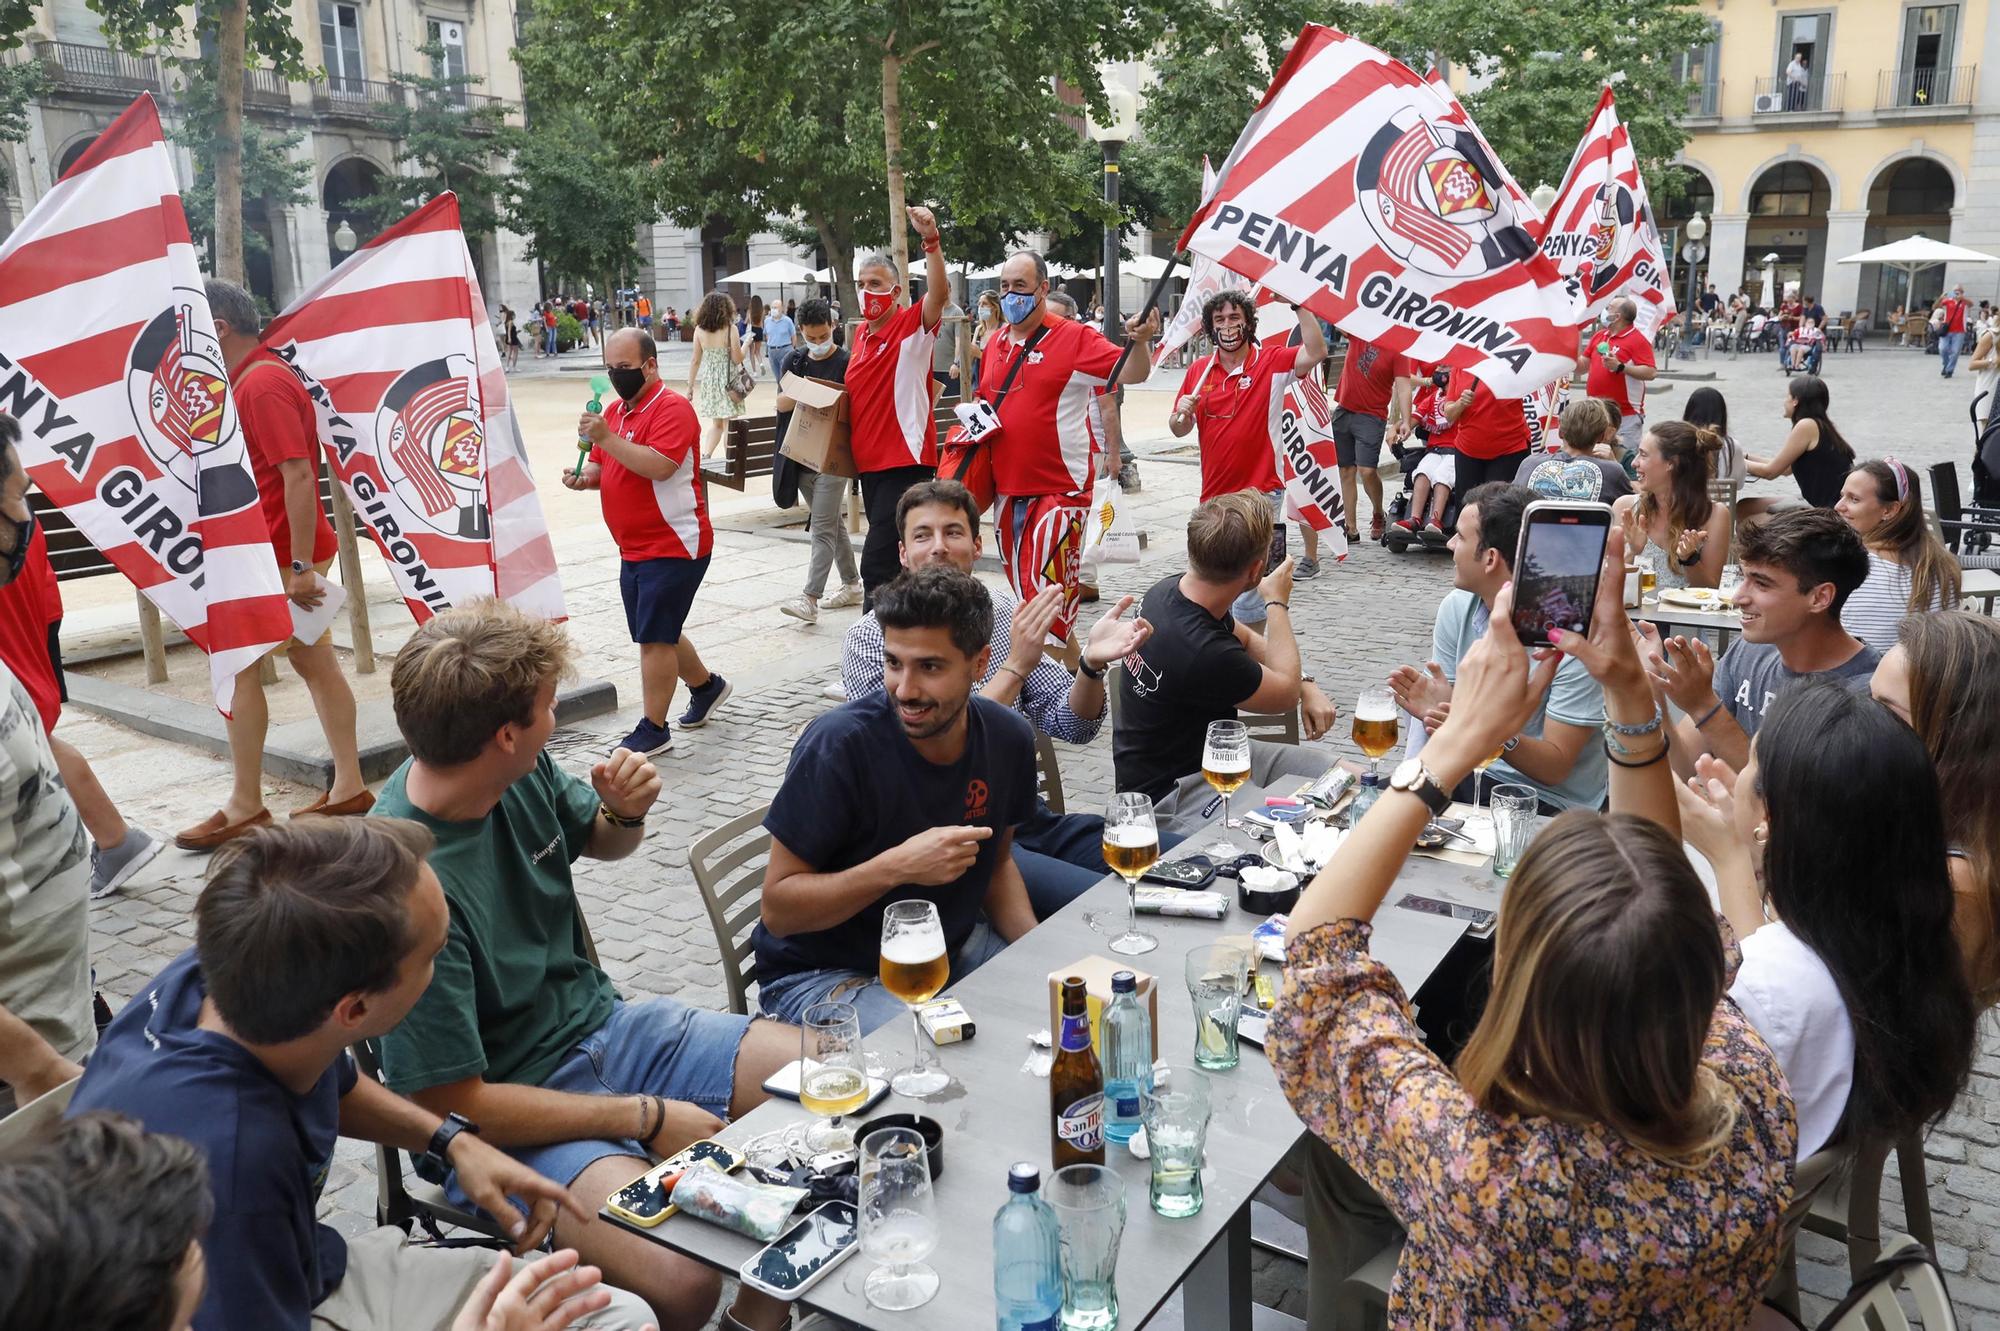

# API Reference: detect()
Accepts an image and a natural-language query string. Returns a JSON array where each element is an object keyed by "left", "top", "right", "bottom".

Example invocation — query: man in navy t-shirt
[
  {"left": 67, "top": 819, "right": 646, "bottom": 1331},
  {"left": 756, "top": 564, "right": 1039, "bottom": 1031}
]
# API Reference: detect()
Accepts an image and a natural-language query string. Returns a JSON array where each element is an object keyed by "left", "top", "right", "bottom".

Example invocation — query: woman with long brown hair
[
  {"left": 1872, "top": 610, "right": 2000, "bottom": 1006},
  {"left": 686, "top": 291, "right": 745, "bottom": 457},
  {"left": 1274, "top": 527, "right": 1793, "bottom": 1326},
  {"left": 1614, "top": 419, "right": 1731, "bottom": 589},
  {"left": 1743, "top": 373, "right": 1854, "bottom": 514},
  {"left": 1835, "top": 457, "right": 1960, "bottom": 652}
]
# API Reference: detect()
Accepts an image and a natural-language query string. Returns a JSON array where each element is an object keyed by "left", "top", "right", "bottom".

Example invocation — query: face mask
[
  {"left": 861, "top": 288, "right": 898, "bottom": 321},
  {"left": 804, "top": 338, "right": 836, "bottom": 359},
  {"left": 607, "top": 366, "right": 648, "bottom": 401},
  {"left": 1214, "top": 326, "right": 1245, "bottom": 351},
  {"left": 0, "top": 505, "right": 33, "bottom": 589},
  {"left": 1000, "top": 291, "right": 1039, "bottom": 325}
]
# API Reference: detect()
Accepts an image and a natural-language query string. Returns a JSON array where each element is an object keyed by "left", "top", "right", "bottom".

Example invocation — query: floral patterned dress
[{"left": 1269, "top": 918, "right": 1796, "bottom": 1328}]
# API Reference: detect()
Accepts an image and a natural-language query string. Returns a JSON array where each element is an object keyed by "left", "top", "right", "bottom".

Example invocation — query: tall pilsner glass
[{"left": 879, "top": 900, "right": 952, "bottom": 1098}]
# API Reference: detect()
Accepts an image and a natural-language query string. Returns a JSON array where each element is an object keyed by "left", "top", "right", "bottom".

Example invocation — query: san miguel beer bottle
[{"left": 1051, "top": 976, "right": 1105, "bottom": 1167}]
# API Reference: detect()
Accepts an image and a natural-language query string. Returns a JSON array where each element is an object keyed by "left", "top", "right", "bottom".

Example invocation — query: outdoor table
[
  {"left": 606, "top": 777, "right": 1474, "bottom": 1329},
  {"left": 1633, "top": 600, "right": 1744, "bottom": 655},
  {"left": 1962, "top": 567, "right": 2000, "bottom": 614}
]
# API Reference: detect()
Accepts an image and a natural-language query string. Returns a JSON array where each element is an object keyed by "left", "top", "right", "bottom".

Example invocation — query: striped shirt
[
  {"left": 840, "top": 593, "right": 1102, "bottom": 745},
  {"left": 1841, "top": 552, "right": 1944, "bottom": 654}
]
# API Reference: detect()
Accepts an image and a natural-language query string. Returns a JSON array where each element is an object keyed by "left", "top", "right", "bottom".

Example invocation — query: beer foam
[
  {"left": 881, "top": 933, "right": 947, "bottom": 965},
  {"left": 1355, "top": 698, "right": 1400, "bottom": 721},
  {"left": 1104, "top": 825, "right": 1158, "bottom": 848}
]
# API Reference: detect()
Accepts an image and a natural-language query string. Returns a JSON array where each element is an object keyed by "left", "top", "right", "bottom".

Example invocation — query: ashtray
[
  {"left": 1237, "top": 866, "right": 1301, "bottom": 914},
  {"left": 855, "top": 1113, "right": 945, "bottom": 1180}
]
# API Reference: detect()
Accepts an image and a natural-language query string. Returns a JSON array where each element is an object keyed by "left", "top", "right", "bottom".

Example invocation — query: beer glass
[
  {"left": 1045, "top": 1165, "right": 1126, "bottom": 1331},
  {"left": 1088, "top": 792, "right": 1160, "bottom": 956},
  {"left": 880, "top": 900, "right": 952, "bottom": 1098},
  {"left": 1203, "top": 719, "right": 1252, "bottom": 831},
  {"left": 799, "top": 1001, "right": 866, "bottom": 1152},
  {"left": 1473, "top": 742, "right": 1505, "bottom": 807},
  {"left": 859, "top": 1126, "right": 939, "bottom": 1310},
  {"left": 1351, "top": 686, "right": 1400, "bottom": 780}
]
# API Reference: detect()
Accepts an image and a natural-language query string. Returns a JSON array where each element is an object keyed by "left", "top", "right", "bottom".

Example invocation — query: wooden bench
[{"left": 35, "top": 468, "right": 376, "bottom": 685}]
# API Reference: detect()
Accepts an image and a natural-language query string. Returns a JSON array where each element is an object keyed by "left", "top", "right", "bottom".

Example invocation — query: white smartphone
[
  {"left": 738, "top": 1200, "right": 860, "bottom": 1300},
  {"left": 758, "top": 1059, "right": 892, "bottom": 1113},
  {"left": 1510, "top": 500, "right": 1613, "bottom": 648}
]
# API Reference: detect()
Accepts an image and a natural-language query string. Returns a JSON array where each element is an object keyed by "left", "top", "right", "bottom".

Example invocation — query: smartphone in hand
[{"left": 1511, "top": 501, "right": 1613, "bottom": 648}]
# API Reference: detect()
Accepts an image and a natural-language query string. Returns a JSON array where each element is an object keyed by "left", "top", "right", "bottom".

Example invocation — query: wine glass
[
  {"left": 879, "top": 900, "right": 951, "bottom": 1099},
  {"left": 1350, "top": 685, "right": 1400, "bottom": 780},
  {"left": 1087, "top": 792, "right": 1160, "bottom": 956},
  {"left": 1203, "top": 719, "right": 1251, "bottom": 839},
  {"left": 798, "top": 1001, "right": 866, "bottom": 1153},
  {"left": 1473, "top": 744, "right": 1504, "bottom": 808},
  {"left": 859, "top": 1126, "right": 939, "bottom": 1311}
]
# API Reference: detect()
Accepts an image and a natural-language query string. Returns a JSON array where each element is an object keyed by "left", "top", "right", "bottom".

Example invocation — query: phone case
[
  {"left": 1140, "top": 858, "right": 1217, "bottom": 888},
  {"left": 738, "top": 1201, "right": 861, "bottom": 1300},
  {"left": 604, "top": 1138, "right": 747, "bottom": 1228},
  {"left": 759, "top": 1060, "right": 893, "bottom": 1112}
]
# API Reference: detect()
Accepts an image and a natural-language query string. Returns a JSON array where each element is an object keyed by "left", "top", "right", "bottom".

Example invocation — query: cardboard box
[
  {"left": 1048, "top": 956, "right": 1159, "bottom": 1061},
  {"left": 778, "top": 372, "right": 855, "bottom": 478}
]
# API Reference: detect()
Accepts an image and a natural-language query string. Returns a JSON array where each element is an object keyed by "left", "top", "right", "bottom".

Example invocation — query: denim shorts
[{"left": 439, "top": 996, "right": 753, "bottom": 1200}]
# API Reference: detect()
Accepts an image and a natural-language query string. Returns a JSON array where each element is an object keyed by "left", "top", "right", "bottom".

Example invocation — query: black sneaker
[
  {"left": 615, "top": 718, "right": 672, "bottom": 757},
  {"left": 677, "top": 675, "right": 733, "bottom": 729}
]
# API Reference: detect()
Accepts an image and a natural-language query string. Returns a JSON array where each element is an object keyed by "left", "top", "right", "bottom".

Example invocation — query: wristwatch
[
  {"left": 1077, "top": 655, "right": 1106, "bottom": 681},
  {"left": 1388, "top": 757, "right": 1453, "bottom": 817},
  {"left": 290, "top": 559, "right": 308, "bottom": 575},
  {"left": 424, "top": 1112, "right": 479, "bottom": 1173},
  {"left": 1502, "top": 735, "right": 1521, "bottom": 753}
]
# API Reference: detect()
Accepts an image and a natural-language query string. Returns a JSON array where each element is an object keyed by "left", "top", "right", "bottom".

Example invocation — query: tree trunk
[
  {"left": 213, "top": 0, "right": 248, "bottom": 285},
  {"left": 814, "top": 215, "right": 860, "bottom": 332},
  {"left": 880, "top": 49, "right": 909, "bottom": 288}
]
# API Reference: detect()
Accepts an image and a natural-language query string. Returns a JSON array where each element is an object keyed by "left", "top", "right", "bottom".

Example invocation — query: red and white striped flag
[
  {"left": 1421, "top": 65, "right": 1540, "bottom": 227},
  {"left": 1155, "top": 157, "right": 1254, "bottom": 367},
  {"left": 1275, "top": 372, "right": 1350, "bottom": 559},
  {"left": 1178, "top": 25, "right": 1579, "bottom": 396},
  {"left": 259, "top": 193, "right": 563, "bottom": 624},
  {"left": 1534, "top": 86, "right": 1678, "bottom": 334},
  {"left": 0, "top": 94, "right": 291, "bottom": 712}
]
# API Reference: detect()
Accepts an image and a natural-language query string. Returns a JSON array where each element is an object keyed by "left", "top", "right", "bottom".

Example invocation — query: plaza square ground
[{"left": 57, "top": 337, "right": 2000, "bottom": 1325}]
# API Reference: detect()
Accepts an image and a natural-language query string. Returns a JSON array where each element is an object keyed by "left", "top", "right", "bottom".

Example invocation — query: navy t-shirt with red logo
[{"left": 754, "top": 689, "right": 1034, "bottom": 984}]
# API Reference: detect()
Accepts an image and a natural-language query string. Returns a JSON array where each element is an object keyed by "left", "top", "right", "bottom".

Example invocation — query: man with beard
[{"left": 757, "top": 564, "right": 1039, "bottom": 1032}]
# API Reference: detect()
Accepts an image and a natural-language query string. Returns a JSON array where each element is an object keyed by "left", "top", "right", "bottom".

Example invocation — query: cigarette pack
[{"left": 918, "top": 998, "right": 975, "bottom": 1045}]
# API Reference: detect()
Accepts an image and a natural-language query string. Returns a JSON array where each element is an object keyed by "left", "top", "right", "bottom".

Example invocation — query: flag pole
[{"left": 1106, "top": 254, "right": 1185, "bottom": 385}]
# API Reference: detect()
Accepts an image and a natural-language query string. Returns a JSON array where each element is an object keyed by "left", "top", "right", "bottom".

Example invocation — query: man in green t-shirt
[{"left": 372, "top": 600, "right": 794, "bottom": 1331}]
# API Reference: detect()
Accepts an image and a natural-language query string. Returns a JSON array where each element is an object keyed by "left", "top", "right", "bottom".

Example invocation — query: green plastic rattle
[{"left": 574, "top": 373, "right": 612, "bottom": 480}]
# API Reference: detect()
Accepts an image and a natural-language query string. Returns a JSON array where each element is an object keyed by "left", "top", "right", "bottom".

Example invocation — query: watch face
[{"left": 1389, "top": 758, "right": 1426, "bottom": 791}]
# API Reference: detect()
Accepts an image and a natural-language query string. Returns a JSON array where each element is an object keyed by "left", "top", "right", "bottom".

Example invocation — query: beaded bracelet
[{"left": 599, "top": 803, "right": 647, "bottom": 829}]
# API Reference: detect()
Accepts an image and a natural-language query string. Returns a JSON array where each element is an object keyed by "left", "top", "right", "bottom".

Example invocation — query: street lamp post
[
  {"left": 1530, "top": 181, "right": 1558, "bottom": 218},
  {"left": 1680, "top": 211, "right": 1707, "bottom": 358},
  {"left": 333, "top": 218, "right": 357, "bottom": 253},
  {"left": 1087, "top": 83, "right": 1141, "bottom": 346}
]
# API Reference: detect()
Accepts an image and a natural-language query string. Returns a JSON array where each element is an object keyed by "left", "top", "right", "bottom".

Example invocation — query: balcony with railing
[
  {"left": 312, "top": 77, "right": 407, "bottom": 121},
  {"left": 32, "top": 40, "right": 163, "bottom": 97},
  {"left": 1684, "top": 81, "right": 1721, "bottom": 119},
  {"left": 1751, "top": 71, "right": 1845, "bottom": 117},
  {"left": 242, "top": 65, "right": 292, "bottom": 110},
  {"left": 1877, "top": 64, "right": 1976, "bottom": 112}
]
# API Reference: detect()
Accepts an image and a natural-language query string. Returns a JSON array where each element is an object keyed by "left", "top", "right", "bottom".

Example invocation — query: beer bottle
[{"left": 1051, "top": 976, "right": 1105, "bottom": 1167}]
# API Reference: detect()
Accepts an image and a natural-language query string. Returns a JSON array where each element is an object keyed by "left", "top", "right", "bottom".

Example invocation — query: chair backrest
[
  {"left": 1782, "top": 1141, "right": 1855, "bottom": 1250},
  {"left": 0, "top": 1075, "right": 79, "bottom": 1149},
  {"left": 1930, "top": 462, "right": 1965, "bottom": 545},
  {"left": 688, "top": 804, "right": 774, "bottom": 1016},
  {"left": 1816, "top": 1240, "right": 1956, "bottom": 1331},
  {"left": 349, "top": 1039, "right": 509, "bottom": 1240},
  {"left": 1033, "top": 731, "right": 1065, "bottom": 816},
  {"left": 1241, "top": 708, "right": 1302, "bottom": 746}
]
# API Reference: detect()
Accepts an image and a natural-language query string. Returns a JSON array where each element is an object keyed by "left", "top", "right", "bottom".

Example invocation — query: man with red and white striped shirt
[
  {"left": 849, "top": 206, "right": 951, "bottom": 603},
  {"left": 980, "top": 251, "right": 1159, "bottom": 642},
  {"left": 565, "top": 328, "right": 730, "bottom": 757}
]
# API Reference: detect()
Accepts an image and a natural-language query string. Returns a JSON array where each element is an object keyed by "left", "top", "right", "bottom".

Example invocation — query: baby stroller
[
  {"left": 1964, "top": 393, "right": 2000, "bottom": 555},
  {"left": 1381, "top": 433, "right": 1461, "bottom": 555}
]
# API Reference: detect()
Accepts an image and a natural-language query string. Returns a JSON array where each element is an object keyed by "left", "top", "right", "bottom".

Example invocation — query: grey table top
[{"left": 608, "top": 781, "right": 1471, "bottom": 1330}]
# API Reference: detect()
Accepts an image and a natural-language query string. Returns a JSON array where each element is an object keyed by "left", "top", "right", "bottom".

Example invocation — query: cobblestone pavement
[{"left": 70, "top": 341, "right": 2000, "bottom": 1325}]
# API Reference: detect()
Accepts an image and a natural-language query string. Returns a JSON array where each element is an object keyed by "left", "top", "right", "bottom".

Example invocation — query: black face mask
[
  {"left": 607, "top": 366, "right": 649, "bottom": 401},
  {"left": 0, "top": 505, "right": 34, "bottom": 590}
]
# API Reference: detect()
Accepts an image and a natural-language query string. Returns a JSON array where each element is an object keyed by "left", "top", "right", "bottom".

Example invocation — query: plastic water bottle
[
  {"left": 1349, "top": 773, "right": 1382, "bottom": 822},
  {"left": 994, "top": 1162, "right": 1063, "bottom": 1331},
  {"left": 1102, "top": 970, "right": 1151, "bottom": 1147}
]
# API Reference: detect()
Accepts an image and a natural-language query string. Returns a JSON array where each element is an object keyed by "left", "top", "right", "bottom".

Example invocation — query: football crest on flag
[
  {"left": 1357, "top": 109, "right": 1532, "bottom": 280},
  {"left": 126, "top": 295, "right": 261, "bottom": 517},
  {"left": 376, "top": 356, "right": 490, "bottom": 538}
]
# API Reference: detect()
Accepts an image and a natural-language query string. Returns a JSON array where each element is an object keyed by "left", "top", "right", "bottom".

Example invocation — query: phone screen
[
  {"left": 1510, "top": 504, "right": 1612, "bottom": 647},
  {"left": 745, "top": 1201, "right": 858, "bottom": 1293}
]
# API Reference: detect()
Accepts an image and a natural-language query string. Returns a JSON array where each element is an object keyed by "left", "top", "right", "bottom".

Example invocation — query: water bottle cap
[
  {"left": 1007, "top": 1162, "right": 1041, "bottom": 1193},
  {"left": 1110, "top": 970, "right": 1136, "bottom": 994}
]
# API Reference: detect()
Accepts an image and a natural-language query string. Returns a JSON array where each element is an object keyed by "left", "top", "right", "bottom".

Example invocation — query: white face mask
[{"left": 805, "top": 338, "right": 836, "bottom": 359}]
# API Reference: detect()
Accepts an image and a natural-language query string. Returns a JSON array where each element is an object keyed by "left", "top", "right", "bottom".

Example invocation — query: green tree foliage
[
  {"left": 356, "top": 42, "right": 516, "bottom": 241},
  {"left": 506, "top": 108, "right": 652, "bottom": 303},
  {"left": 163, "top": 64, "right": 311, "bottom": 265}
]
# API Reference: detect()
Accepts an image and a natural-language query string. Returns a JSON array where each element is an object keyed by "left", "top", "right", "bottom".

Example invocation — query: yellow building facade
[{"left": 1671, "top": 0, "right": 1995, "bottom": 321}]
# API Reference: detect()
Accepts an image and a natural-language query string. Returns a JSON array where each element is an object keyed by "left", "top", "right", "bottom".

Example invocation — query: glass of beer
[
  {"left": 1351, "top": 686, "right": 1400, "bottom": 780},
  {"left": 1092, "top": 792, "right": 1161, "bottom": 956},
  {"left": 799, "top": 1001, "right": 867, "bottom": 1152},
  {"left": 1474, "top": 742, "right": 1506, "bottom": 807},
  {"left": 880, "top": 900, "right": 952, "bottom": 1099},
  {"left": 1203, "top": 719, "right": 1252, "bottom": 832}
]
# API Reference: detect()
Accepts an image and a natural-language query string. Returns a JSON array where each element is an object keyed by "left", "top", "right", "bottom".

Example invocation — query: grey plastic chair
[{"left": 689, "top": 803, "right": 774, "bottom": 1017}]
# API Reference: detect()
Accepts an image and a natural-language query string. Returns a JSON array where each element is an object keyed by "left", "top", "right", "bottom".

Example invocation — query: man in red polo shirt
[
  {"left": 980, "top": 250, "right": 1159, "bottom": 642},
  {"left": 1439, "top": 365, "right": 1533, "bottom": 495},
  {"left": 848, "top": 205, "right": 950, "bottom": 604},
  {"left": 1940, "top": 282, "right": 1970, "bottom": 377},
  {"left": 565, "top": 327, "right": 730, "bottom": 756},
  {"left": 1578, "top": 296, "right": 1658, "bottom": 454},
  {"left": 1330, "top": 335, "right": 1415, "bottom": 544},
  {"left": 172, "top": 281, "right": 370, "bottom": 852},
  {"left": 1168, "top": 290, "right": 1326, "bottom": 604}
]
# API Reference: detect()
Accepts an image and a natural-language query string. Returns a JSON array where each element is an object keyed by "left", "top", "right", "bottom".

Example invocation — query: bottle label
[
  {"left": 1020, "top": 1318, "right": 1059, "bottom": 1331},
  {"left": 1057, "top": 1093, "right": 1104, "bottom": 1151},
  {"left": 1058, "top": 1012, "right": 1092, "bottom": 1052},
  {"left": 1114, "top": 1093, "right": 1141, "bottom": 1118}
]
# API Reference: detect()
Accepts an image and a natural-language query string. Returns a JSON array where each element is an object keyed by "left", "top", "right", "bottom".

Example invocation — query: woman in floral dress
[{"left": 687, "top": 291, "right": 745, "bottom": 458}]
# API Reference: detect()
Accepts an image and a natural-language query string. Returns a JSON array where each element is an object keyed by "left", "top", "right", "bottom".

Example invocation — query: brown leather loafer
[
  {"left": 291, "top": 790, "right": 376, "bottom": 819},
  {"left": 174, "top": 808, "right": 274, "bottom": 852}
]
